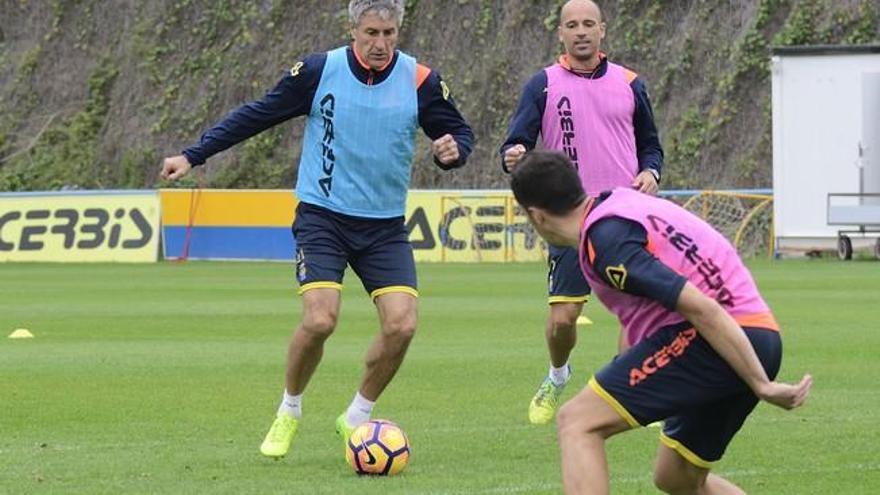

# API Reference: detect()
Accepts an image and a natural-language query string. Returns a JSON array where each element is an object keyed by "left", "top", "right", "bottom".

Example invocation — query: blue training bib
[{"left": 296, "top": 47, "right": 419, "bottom": 218}]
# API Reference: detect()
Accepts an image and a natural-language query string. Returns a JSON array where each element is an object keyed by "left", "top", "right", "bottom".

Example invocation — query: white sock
[
  {"left": 549, "top": 362, "right": 571, "bottom": 386},
  {"left": 277, "top": 390, "right": 302, "bottom": 419},
  {"left": 345, "top": 392, "right": 375, "bottom": 427}
]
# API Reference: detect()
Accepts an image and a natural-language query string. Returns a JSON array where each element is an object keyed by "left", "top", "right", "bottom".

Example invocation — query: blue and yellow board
[{"left": 160, "top": 189, "right": 298, "bottom": 260}]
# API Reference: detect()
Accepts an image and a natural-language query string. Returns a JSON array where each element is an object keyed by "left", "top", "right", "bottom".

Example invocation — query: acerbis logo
[
  {"left": 556, "top": 96, "right": 580, "bottom": 170},
  {"left": 413, "top": 202, "right": 543, "bottom": 253},
  {"left": 629, "top": 328, "right": 697, "bottom": 386},
  {"left": 318, "top": 93, "right": 336, "bottom": 198},
  {"left": 0, "top": 207, "right": 153, "bottom": 251}
]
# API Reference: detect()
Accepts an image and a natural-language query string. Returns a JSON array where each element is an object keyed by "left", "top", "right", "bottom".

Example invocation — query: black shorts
[
  {"left": 589, "top": 322, "right": 782, "bottom": 467},
  {"left": 292, "top": 202, "right": 417, "bottom": 298},
  {"left": 547, "top": 245, "right": 591, "bottom": 304}
]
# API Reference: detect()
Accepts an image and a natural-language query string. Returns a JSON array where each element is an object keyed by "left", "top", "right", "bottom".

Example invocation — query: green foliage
[
  {"left": 846, "top": 0, "right": 879, "bottom": 44},
  {"left": 664, "top": 106, "right": 707, "bottom": 188},
  {"left": 773, "top": 0, "right": 822, "bottom": 46},
  {"left": 19, "top": 45, "right": 40, "bottom": 76},
  {"left": 542, "top": 0, "right": 566, "bottom": 31},
  {"left": 46, "top": 0, "right": 65, "bottom": 41},
  {"left": 208, "top": 127, "right": 289, "bottom": 189},
  {"left": 119, "top": 147, "right": 158, "bottom": 188},
  {"left": 141, "top": 1, "right": 264, "bottom": 138},
  {"left": 662, "top": 0, "right": 780, "bottom": 187},
  {"left": 0, "top": 59, "right": 119, "bottom": 191},
  {"left": 717, "top": 25, "right": 770, "bottom": 96},
  {"left": 754, "top": 0, "right": 785, "bottom": 29},
  {"left": 616, "top": 0, "right": 663, "bottom": 63},
  {"left": 1, "top": 0, "right": 877, "bottom": 192},
  {"left": 476, "top": 0, "right": 494, "bottom": 37}
]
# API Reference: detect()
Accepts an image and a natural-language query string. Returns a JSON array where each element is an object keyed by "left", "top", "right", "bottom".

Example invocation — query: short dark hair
[{"left": 510, "top": 150, "right": 586, "bottom": 215}]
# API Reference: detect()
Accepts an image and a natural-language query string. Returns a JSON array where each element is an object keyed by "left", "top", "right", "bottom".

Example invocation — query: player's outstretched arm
[
  {"left": 175, "top": 54, "right": 326, "bottom": 169},
  {"left": 675, "top": 282, "right": 812, "bottom": 410}
]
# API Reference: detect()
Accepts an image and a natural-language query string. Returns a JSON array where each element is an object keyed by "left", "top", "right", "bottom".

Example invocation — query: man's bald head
[
  {"left": 557, "top": 0, "right": 606, "bottom": 68},
  {"left": 560, "top": 0, "right": 603, "bottom": 25}
]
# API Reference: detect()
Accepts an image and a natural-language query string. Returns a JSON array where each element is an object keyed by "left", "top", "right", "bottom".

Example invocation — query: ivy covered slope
[{"left": 0, "top": 0, "right": 877, "bottom": 191}]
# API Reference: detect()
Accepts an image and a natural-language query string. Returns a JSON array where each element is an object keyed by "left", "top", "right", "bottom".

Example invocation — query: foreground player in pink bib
[{"left": 510, "top": 150, "right": 813, "bottom": 495}]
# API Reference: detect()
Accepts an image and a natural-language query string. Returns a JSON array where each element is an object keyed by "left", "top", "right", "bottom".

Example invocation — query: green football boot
[
  {"left": 335, "top": 413, "right": 356, "bottom": 447},
  {"left": 528, "top": 375, "right": 568, "bottom": 425},
  {"left": 260, "top": 413, "right": 299, "bottom": 458}
]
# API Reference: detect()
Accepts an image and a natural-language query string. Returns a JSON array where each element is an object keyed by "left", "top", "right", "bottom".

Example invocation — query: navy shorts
[
  {"left": 291, "top": 202, "right": 417, "bottom": 298},
  {"left": 547, "top": 245, "right": 591, "bottom": 304},
  {"left": 589, "top": 322, "right": 782, "bottom": 467}
]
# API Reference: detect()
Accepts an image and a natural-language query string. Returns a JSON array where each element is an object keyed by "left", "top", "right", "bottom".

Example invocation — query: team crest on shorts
[{"left": 295, "top": 248, "right": 307, "bottom": 282}]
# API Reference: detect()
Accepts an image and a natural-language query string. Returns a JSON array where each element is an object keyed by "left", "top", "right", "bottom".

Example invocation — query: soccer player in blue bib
[{"left": 160, "top": 0, "right": 473, "bottom": 459}]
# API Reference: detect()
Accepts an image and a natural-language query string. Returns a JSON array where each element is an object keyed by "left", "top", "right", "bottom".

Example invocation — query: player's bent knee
[
  {"left": 556, "top": 400, "right": 581, "bottom": 432},
  {"left": 302, "top": 312, "right": 338, "bottom": 338},
  {"left": 382, "top": 317, "right": 417, "bottom": 341},
  {"left": 548, "top": 317, "right": 577, "bottom": 334},
  {"left": 557, "top": 394, "right": 599, "bottom": 434},
  {"left": 548, "top": 304, "right": 581, "bottom": 331},
  {"left": 559, "top": 388, "right": 631, "bottom": 439}
]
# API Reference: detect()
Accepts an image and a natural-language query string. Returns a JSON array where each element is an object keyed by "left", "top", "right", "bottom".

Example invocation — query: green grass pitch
[{"left": 2, "top": 259, "right": 879, "bottom": 494}]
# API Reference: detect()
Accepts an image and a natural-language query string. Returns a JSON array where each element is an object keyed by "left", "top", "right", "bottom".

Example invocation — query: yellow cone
[
  {"left": 8, "top": 328, "right": 34, "bottom": 339},
  {"left": 576, "top": 315, "right": 593, "bottom": 325}
]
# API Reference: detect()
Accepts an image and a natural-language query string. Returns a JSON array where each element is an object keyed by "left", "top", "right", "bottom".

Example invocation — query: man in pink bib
[
  {"left": 511, "top": 150, "right": 813, "bottom": 495},
  {"left": 500, "top": 0, "right": 664, "bottom": 425}
]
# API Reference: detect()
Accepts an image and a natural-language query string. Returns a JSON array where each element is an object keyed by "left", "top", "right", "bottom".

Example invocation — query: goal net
[{"left": 673, "top": 191, "right": 774, "bottom": 259}]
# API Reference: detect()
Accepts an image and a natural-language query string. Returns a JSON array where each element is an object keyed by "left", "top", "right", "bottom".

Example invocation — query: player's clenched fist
[
  {"left": 503, "top": 144, "right": 527, "bottom": 172},
  {"left": 432, "top": 134, "right": 460, "bottom": 166},
  {"left": 160, "top": 155, "right": 193, "bottom": 181}
]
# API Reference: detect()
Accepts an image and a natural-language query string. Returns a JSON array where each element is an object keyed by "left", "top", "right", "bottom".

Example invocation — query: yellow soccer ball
[{"left": 345, "top": 419, "right": 410, "bottom": 476}]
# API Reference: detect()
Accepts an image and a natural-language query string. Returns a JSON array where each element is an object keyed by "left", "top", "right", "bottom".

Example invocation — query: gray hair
[{"left": 348, "top": 0, "right": 405, "bottom": 27}]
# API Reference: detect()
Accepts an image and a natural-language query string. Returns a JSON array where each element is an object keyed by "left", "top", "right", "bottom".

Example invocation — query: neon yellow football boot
[
  {"left": 260, "top": 413, "right": 299, "bottom": 458},
  {"left": 528, "top": 376, "right": 567, "bottom": 425},
  {"left": 335, "top": 413, "right": 357, "bottom": 447}
]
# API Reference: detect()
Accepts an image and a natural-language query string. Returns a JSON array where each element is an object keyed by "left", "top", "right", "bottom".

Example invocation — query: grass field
[{"left": 2, "top": 259, "right": 879, "bottom": 494}]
